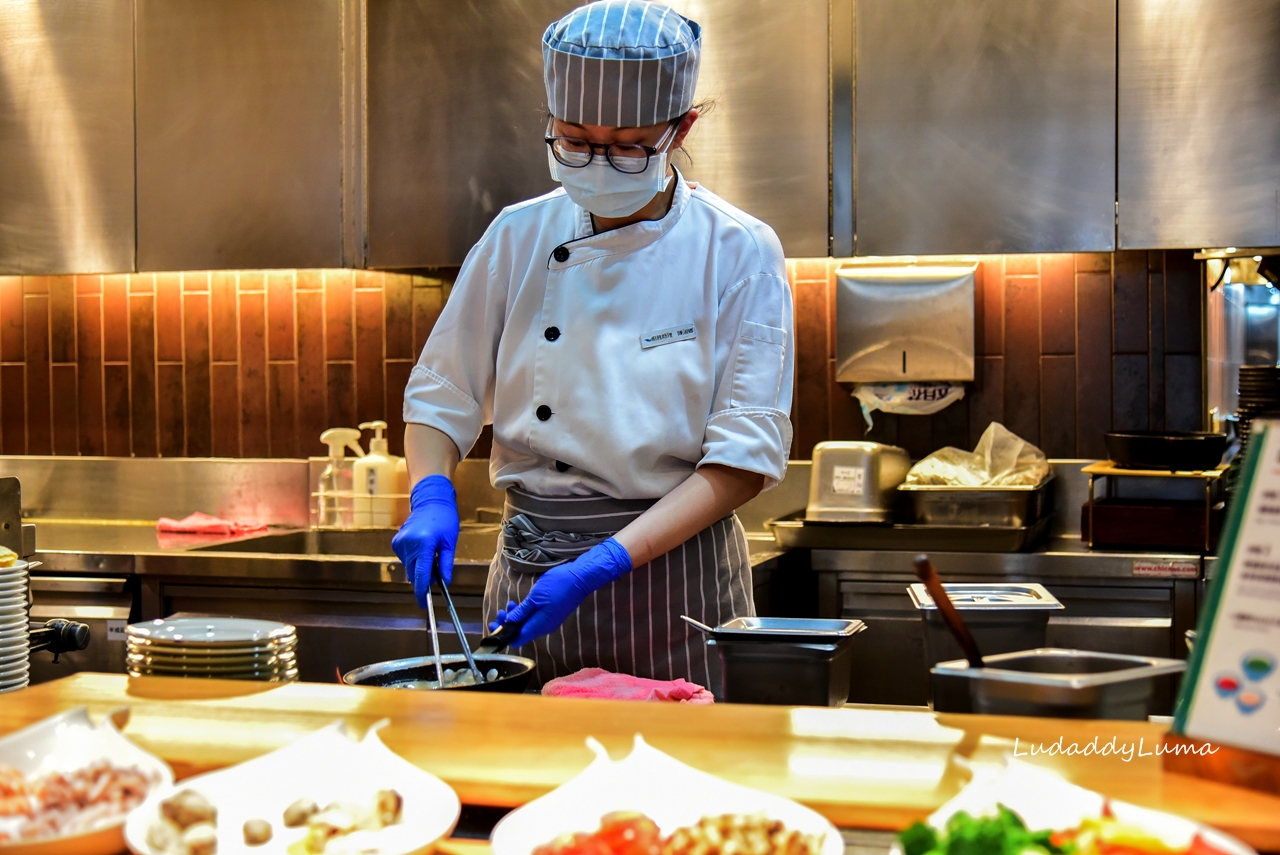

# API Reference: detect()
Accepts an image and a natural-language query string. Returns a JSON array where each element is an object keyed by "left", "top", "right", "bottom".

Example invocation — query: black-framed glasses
[{"left": 545, "top": 117, "right": 680, "bottom": 175}]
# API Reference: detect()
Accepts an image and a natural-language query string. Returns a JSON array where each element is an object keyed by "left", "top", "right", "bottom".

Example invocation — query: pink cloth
[
  {"left": 541, "top": 668, "right": 715, "bottom": 704},
  {"left": 156, "top": 512, "right": 267, "bottom": 536}
]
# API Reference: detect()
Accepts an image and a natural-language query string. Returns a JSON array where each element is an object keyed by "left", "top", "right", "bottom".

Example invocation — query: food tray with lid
[
  {"left": 704, "top": 616, "right": 867, "bottom": 644},
  {"left": 897, "top": 473, "right": 1055, "bottom": 526}
]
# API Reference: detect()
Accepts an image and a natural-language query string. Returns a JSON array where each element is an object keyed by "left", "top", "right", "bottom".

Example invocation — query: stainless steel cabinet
[
  {"left": 1118, "top": 0, "right": 1280, "bottom": 250},
  {"left": 365, "top": 0, "right": 575, "bottom": 269},
  {"left": 0, "top": 1, "right": 135, "bottom": 275},
  {"left": 366, "top": 0, "right": 831, "bottom": 267},
  {"left": 670, "top": 0, "right": 830, "bottom": 257},
  {"left": 855, "top": 0, "right": 1117, "bottom": 255},
  {"left": 135, "top": 0, "right": 345, "bottom": 271}
]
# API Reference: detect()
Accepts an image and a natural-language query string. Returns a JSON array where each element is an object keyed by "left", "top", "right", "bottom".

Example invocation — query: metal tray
[
  {"left": 907, "top": 583, "right": 1063, "bottom": 610},
  {"left": 931, "top": 648, "right": 1185, "bottom": 719},
  {"left": 709, "top": 617, "right": 867, "bottom": 642},
  {"left": 767, "top": 511, "right": 1051, "bottom": 552},
  {"left": 898, "top": 473, "right": 1055, "bottom": 526}
]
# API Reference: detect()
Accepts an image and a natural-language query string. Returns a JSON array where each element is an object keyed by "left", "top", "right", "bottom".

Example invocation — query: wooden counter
[{"left": 4, "top": 675, "right": 1280, "bottom": 852}]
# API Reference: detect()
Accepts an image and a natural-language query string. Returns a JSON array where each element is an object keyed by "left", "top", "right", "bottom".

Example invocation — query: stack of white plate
[
  {"left": 126, "top": 617, "right": 299, "bottom": 682},
  {"left": 0, "top": 559, "right": 30, "bottom": 693}
]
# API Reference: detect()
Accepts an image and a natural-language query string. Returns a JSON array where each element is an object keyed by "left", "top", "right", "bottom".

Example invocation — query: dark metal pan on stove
[
  {"left": 343, "top": 651, "right": 533, "bottom": 693},
  {"left": 1104, "top": 430, "right": 1226, "bottom": 471},
  {"left": 343, "top": 621, "right": 533, "bottom": 693}
]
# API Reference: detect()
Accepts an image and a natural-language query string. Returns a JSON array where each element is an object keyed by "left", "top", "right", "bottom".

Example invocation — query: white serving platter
[
  {"left": 0, "top": 706, "right": 174, "bottom": 855},
  {"left": 125, "top": 720, "right": 460, "bottom": 855},
  {"left": 920, "top": 759, "right": 1256, "bottom": 855},
  {"left": 491, "top": 735, "right": 843, "bottom": 855}
]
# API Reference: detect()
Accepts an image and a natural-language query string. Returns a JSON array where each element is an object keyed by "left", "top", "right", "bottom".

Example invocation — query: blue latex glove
[
  {"left": 496, "top": 538, "right": 633, "bottom": 648},
  {"left": 391, "top": 475, "right": 460, "bottom": 608}
]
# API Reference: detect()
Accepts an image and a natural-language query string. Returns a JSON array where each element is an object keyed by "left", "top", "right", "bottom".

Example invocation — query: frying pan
[{"left": 342, "top": 652, "right": 534, "bottom": 693}]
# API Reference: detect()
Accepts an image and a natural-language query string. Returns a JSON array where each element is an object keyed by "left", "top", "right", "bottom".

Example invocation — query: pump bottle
[
  {"left": 318, "top": 428, "right": 365, "bottom": 529},
  {"left": 352, "top": 421, "right": 403, "bottom": 527}
]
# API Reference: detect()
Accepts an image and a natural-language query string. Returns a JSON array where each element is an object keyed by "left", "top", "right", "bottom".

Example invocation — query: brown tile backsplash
[
  {"left": 787, "top": 250, "right": 1204, "bottom": 462},
  {"left": 0, "top": 270, "right": 435, "bottom": 459},
  {"left": 0, "top": 253, "right": 1203, "bottom": 463}
]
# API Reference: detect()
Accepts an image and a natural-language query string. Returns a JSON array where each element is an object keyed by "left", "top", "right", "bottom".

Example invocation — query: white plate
[
  {"left": 125, "top": 667, "right": 299, "bottom": 683},
  {"left": 920, "top": 760, "right": 1256, "bottom": 855},
  {"left": 491, "top": 736, "right": 843, "bottom": 855},
  {"left": 126, "top": 617, "right": 295, "bottom": 646},
  {"left": 128, "top": 645, "right": 296, "bottom": 665},
  {"left": 125, "top": 720, "right": 460, "bottom": 855},
  {"left": 0, "top": 707, "right": 174, "bottom": 855},
  {"left": 126, "top": 638, "right": 297, "bottom": 656},
  {"left": 0, "top": 666, "right": 30, "bottom": 682}
]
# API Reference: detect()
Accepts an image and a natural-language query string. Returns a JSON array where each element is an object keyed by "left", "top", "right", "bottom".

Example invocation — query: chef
[{"left": 393, "top": 0, "right": 794, "bottom": 691}]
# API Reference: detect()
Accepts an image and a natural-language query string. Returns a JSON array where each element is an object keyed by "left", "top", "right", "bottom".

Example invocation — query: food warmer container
[
  {"left": 806, "top": 441, "right": 911, "bottom": 523},
  {"left": 897, "top": 473, "right": 1055, "bottom": 527},
  {"left": 931, "top": 648, "right": 1185, "bottom": 720},
  {"left": 909, "top": 583, "right": 1063, "bottom": 712},
  {"left": 698, "top": 617, "right": 867, "bottom": 707}
]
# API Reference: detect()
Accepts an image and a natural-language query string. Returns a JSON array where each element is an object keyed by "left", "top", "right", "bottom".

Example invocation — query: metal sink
[{"left": 192, "top": 524, "right": 501, "bottom": 562}]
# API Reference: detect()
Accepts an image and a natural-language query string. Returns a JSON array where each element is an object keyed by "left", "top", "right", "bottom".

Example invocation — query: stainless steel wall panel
[
  {"left": 135, "top": 0, "right": 344, "bottom": 271},
  {"left": 855, "top": 0, "right": 1117, "bottom": 255},
  {"left": 0, "top": 456, "right": 310, "bottom": 526},
  {"left": 1118, "top": 1, "right": 1280, "bottom": 249},
  {"left": 669, "top": 0, "right": 830, "bottom": 257},
  {"left": 367, "top": 0, "right": 831, "bottom": 267},
  {"left": 831, "top": 0, "right": 855, "bottom": 258},
  {"left": 0, "top": 0, "right": 135, "bottom": 274},
  {"left": 366, "top": 0, "right": 576, "bottom": 269}
]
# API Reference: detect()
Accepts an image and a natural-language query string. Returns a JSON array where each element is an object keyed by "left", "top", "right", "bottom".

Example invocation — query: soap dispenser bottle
[
  {"left": 318, "top": 427, "right": 365, "bottom": 529},
  {"left": 352, "top": 420, "right": 400, "bottom": 527}
]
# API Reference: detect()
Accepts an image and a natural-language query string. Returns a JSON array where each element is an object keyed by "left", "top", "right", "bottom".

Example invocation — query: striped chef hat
[{"left": 543, "top": 0, "right": 702, "bottom": 128}]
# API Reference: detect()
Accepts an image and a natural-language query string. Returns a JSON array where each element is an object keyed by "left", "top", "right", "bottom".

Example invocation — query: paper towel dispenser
[{"left": 835, "top": 260, "right": 976, "bottom": 383}]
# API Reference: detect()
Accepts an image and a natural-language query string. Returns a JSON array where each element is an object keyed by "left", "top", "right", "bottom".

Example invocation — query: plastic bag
[
  {"left": 904, "top": 422, "right": 1050, "bottom": 487},
  {"left": 852, "top": 383, "right": 966, "bottom": 430}
]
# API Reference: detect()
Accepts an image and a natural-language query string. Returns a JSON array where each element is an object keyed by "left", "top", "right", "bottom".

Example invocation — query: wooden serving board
[{"left": 3, "top": 675, "right": 1280, "bottom": 852}]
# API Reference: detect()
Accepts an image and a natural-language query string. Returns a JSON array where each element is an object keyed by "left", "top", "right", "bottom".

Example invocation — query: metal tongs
[{"left": 424, "top": 558, "right": 487, "bottom": 685}]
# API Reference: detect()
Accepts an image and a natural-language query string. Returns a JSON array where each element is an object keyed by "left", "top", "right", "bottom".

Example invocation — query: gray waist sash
[{"left": 500, "top": 487, "right": 657, "bottom": 575}]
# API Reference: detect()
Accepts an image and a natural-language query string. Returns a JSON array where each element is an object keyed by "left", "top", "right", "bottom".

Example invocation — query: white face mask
[{"left": 548, "top": 148, "right": 674, "bottom": 219}]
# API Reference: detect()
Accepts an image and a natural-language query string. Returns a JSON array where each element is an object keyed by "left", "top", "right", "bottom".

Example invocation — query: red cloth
[
  {"left": 541, "top": 668, "right": 715, "bottom": 704},
  {"left": 156, "top": 512, "right": 267, "bottom": 536}
]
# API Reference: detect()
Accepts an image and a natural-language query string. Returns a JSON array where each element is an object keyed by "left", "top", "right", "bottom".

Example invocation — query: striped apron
[{"left": 482, "top": 487, "right": 754, "bottom": 693}]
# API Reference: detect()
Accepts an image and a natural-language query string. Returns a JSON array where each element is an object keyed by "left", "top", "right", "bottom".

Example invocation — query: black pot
[
  {"left": 342, "top": 653, "right": 534, "bottom": 693},
  {"left": 1104, "top": 431, "right": 1227, "bottom": 471}
]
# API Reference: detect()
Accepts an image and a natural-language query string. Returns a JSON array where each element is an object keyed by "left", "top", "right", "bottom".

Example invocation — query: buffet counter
[{"left": 4, "top": 674, "right": 1280, "bottom": 851}]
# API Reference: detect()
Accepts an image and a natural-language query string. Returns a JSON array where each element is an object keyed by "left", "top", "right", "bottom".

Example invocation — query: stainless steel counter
[
  {"left": 30, "top": 521, "right": 786, "bottom": 583},
  {"left": 812, "top": 535, "right": 1202, "bottom": 579}
]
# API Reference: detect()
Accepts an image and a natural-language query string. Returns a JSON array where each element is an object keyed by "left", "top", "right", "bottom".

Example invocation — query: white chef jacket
[{"left": 403, "top": 173, "right": 794, "bottom": 500}]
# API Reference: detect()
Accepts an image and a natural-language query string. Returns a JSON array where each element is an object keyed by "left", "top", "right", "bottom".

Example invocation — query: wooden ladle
[{"left": 913, "top": 554, "right": 985, "bottom": 669}]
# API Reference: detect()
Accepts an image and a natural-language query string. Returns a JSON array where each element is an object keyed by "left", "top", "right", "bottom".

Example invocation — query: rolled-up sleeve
[
  {"left": 402, "top": 237, "right": 504, "bottom": 459},
  {"left": 700, "top": 271, "right": 795, "bottom": 489}
]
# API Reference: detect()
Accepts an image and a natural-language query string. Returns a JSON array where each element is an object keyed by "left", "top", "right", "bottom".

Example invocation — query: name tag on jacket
[{"left": 640, "top": 323, "right": 697, "bottom": 349}]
